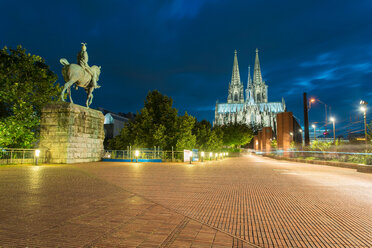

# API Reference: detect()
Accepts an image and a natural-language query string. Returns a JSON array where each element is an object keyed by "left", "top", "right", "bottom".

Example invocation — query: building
[
  {"left": 214, "top": 49, "right": 285, "bottom": 134},
  {"left": 98, "top": 108, "right": 135, "bottom": 139}
]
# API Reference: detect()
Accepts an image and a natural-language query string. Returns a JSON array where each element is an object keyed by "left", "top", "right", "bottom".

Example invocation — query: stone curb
[{"left": 262, "top": 154, "right": 372, "bottom": 173}]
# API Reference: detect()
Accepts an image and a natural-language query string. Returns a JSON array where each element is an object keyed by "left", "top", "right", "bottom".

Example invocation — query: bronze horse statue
[{"left": 59, "top": 58, "right": 101, "bottom": 108}]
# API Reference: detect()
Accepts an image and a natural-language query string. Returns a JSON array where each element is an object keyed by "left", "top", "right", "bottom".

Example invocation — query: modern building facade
[{"left": 214, "top": 49, "right": 286, "bottom": 134}]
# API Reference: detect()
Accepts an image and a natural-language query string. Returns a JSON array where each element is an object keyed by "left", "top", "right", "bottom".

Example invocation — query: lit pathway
[{"left": 0, "top": 155, "right": 371, "bottom": 247}]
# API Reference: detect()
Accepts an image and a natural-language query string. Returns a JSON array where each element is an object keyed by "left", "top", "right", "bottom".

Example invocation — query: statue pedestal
[{"left": 39, "top": 102, "right": 104, "bottom": 163}]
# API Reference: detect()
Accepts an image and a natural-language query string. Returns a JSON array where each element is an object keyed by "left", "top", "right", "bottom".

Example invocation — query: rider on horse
[{"left": 77, "top": 43, "right": 100, "bottom": 89}]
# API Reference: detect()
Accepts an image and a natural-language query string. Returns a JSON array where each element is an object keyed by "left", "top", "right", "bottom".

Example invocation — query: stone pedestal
[{"left": 39, "top": 102, "right": 104, "bottom": 163}]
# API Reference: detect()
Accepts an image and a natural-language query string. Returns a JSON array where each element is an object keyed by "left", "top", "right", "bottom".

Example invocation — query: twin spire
[{"left": 231, "top": 49, "right": 262, "bottom": 87}]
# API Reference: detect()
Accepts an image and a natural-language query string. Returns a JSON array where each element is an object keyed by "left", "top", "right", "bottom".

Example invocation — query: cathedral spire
[
  {"left": 253, "top": 48, "right": 262, "bottom": 85},
  {"left": 231, "top": 50, "right": 241, "bottom": 85},
  {"left": 247, "top": 65, "right": 252, "bottom": 88}
]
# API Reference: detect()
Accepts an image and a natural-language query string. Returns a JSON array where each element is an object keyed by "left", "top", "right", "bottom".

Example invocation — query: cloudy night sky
[{"left": 2, "top": 0, "right": 372, "bottom": 135}]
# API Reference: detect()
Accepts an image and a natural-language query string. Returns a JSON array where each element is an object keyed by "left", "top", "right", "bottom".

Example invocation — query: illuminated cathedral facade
[{"left": 213, "top": 49, "right": 285, "bottom": 133}]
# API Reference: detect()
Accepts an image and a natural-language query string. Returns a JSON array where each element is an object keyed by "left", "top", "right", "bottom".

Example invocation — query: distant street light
[
  {"left": 312, "top": 124, "right": 316, "bottom": 141},
  {"left": 330, "top": 117, "right": 336, "bottom": 143},
  {"left": 360, "top": 100, "right": 368, "bottom": 147}
]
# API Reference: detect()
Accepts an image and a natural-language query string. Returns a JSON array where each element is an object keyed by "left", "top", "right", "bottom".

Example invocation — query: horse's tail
[{"left": 60, "top": 58, "right": 70, "bottom": 66}]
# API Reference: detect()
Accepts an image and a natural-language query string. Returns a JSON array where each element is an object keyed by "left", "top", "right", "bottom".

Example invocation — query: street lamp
[
  {"left": 309, "top": 98, "right": 329, "bottom": 131},
  {"left": 312, "top": 124, "right": 316, "bottom": 141},
  {"left": 215, "top": 153, "right": 218, "bottom": 160},
  {"left": 201, "top": 151, "right": 205, "bottom": 162},
  {"left": 330, "top": 117, "right": 336, "bottom": 143},
  {"left": 360, "top": 100, "right": 368, "bottom": 147},
  {"left": 209, "top": 152, "right": 213, "bottom": 160}
]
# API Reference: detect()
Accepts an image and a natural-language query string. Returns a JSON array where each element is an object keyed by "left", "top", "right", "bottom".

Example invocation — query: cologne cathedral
[{"left": 213, "top": 49, "right": 285, "bottom": 134}]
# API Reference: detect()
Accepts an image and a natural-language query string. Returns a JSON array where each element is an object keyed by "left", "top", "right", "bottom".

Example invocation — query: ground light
[
  {"left": 35, "top": 149, "right": 40, "bottom": 165},
  {"left": 135, "top": 150, "right": 139, "bottom": 162}
]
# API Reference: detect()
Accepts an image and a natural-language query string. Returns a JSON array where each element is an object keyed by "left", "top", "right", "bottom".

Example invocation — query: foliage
[
  {"left": 109, "top": 90, "right": 178, "bottom": 149},
  {"left": 175, "top": 112, "right": 196, "bottom": 150},
  {"left": 0, "top": 45, "right": 61, "bottom": 148},
  {"left": 218, "top": 123, "right": 254, "bottom": 148},
  {"left": 367, "top": 121, "right": 372, "bottom": 143},
  {"left": 310, "top": 140, "right": 332, "bottom": 151},
  {"left": 270, "top": 139, "right": 278, "bottom": 149},
  {"left": 290, "top": 141, "right": 297, "bottom": 149}
]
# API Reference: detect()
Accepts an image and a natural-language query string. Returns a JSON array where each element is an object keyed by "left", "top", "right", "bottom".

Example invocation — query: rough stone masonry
[{"left": 39, "top": 102, "right": 104, "bottom": 163}]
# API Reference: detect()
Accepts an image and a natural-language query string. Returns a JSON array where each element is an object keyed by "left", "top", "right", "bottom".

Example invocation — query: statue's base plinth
[{"left": 39, "top": 102, "right": 104, "bottom": 163}]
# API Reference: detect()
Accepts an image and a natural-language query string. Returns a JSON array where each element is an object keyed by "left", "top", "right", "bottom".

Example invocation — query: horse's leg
[
  {"left": 68, "top": 86, "right": 73, "bottom": 104},
  {"left": 61, "top": 80, "right": 75, "bottom": 102},
  {"left": 86, "top": 87, "right": 94, "bottom": 108}
]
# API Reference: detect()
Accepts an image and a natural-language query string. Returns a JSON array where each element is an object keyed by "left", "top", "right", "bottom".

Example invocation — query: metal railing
[
  {"left": 103, "top": 149, "right": 227, "bottom": 162},
  {"left": 0, "top": 148, "right": 45, "bottom": 165},
  {"left": 257, "top": 149, "right": 372, "bottom": 165}
]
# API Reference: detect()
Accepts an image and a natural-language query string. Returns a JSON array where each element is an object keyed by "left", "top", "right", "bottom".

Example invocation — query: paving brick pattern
[
  {"left": 76, "top": 155, "right": 372, "bottom": 248},
  {"left": 0, "top": 155, "right": 371, "bottom": 247},
  {"left": 0, "top": 165, "right": 251, "bottom": 247}
]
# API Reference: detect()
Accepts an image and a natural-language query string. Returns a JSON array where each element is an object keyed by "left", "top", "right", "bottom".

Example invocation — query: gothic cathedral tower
[
  {"left": 252, "top": 49, "right": 268, "bottom": 103},
  {"left": 227, "top": 50, "right": 244, "bottom": 103}
]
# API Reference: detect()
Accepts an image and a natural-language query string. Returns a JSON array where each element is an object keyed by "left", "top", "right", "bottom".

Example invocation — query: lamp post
[
  {"left": 312, "top": 124, "right": 316, "bottom": 141},
  {"left": 209, "top": 152, "right": 213, "bottom": 161},
  {"left": 201, "top": 152, "right": 205, "bottom": 162},
  {"left": 309, "top": 97, "right": 329, "bottom": 131},
  {"left": 360, "top": 100, "right": 368, "bottom": 147},
  {"left": 215, "top": 153, "right": 218, "bottom": 161},
  {"left": 330, "top": 117, "right": 336, "bottom": 143}
]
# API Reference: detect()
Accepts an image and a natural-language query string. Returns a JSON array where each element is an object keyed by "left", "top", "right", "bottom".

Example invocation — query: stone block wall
[{"left": 39, "top": 102, "right": 105, "bottom": 163}]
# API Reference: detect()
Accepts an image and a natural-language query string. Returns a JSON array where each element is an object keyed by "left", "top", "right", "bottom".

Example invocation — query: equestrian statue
[{"left": 60, "top": 43, "right": 101, "bottom": 108}]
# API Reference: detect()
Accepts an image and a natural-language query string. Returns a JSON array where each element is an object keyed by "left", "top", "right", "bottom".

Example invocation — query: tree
[
  {"left": 175, "top": 112, "right": 196, "bottom": 150},
  {"left": 205, "top": 129, "right": 223, "bottom": 151},
  {"left": 0, "top": 45, "right": 61, "bottom": 148},
  {"left": 219, "top": 123, "right": 254, "bottom": 149},
  {"left": 109, "top": 90, "right": 179, "bottom": 150},
  {"left": 193, "top": 120, "right": 212, "bottom": 150}
]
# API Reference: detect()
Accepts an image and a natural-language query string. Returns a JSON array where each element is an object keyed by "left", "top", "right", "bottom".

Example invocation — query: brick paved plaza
[{"left": 0, "top": 155, "right": 371, "bottom": 247}]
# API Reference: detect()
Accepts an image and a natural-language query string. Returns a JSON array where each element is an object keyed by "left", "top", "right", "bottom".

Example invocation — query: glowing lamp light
[
  {"left": 310, "top": 98, "right": 315, "bottom": 103},
  {"left": 135, "top": 150, "right": 139, "bottom": 157},
  {"left": 360, "top": 106, "right": 366, "bottom": 112},
  {"left": 289, "top": 132, "right": 293, "bottom": 136},
  {"left": 330, "top": 117, "right": 335, "bottom": 122},
  {"left": 312, "top": 124, "right": 316, "bottom": 128},
  {"left": 209, "top": 152, "right": 213, "bottom": 157},
  {"left": 299, "top": 129, "right": 303, "bottom": 133},
  {"left": 201, "top": 152, "right": 205, "bottom": 157},
  {"left": 35, "top": 150, "right": 40, "bottom": 157},
  {"left": 215, "top": 153, "right": 218, "bottom": 157}
]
